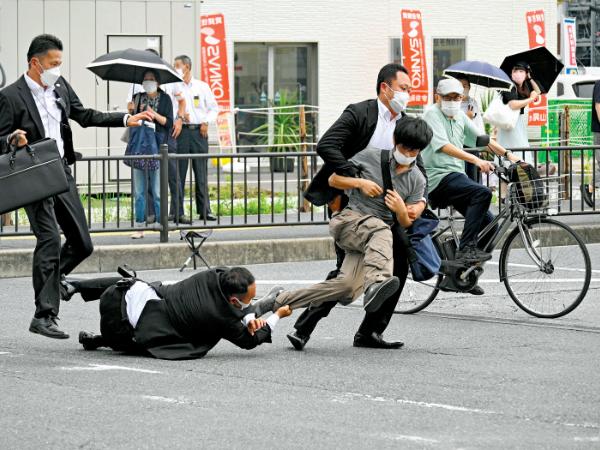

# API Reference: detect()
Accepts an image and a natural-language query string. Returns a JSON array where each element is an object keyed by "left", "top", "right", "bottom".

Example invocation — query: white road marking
[
  {"left": 391, "top": 434, "right": 439, "bottom": 444},
  {"left": 336, "top": 392, "right": 497, "bottom": 415},
  {"left": 574, "top": 436, "right": 600, "bottom": 442},
  {"left": 0, "top": 351, "right": 12, "bottom": 355},
  {"left": 142, "top": 395, "right": 187, "bottom": 404},
  {"left": 60, "top": 364, "right": 161, "bottom": 374},
  {"left": 488, "top": 261, "right": 600, "bottom": 274}
]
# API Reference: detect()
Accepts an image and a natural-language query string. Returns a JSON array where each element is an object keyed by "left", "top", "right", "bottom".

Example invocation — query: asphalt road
[{"left": 1, "top": 248, "right": 600, "bottom": 449}]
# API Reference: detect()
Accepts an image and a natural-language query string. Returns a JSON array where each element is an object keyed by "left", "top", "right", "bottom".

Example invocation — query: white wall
[{"left": 0, "top": 0, "right": 558, "bottom": 151}]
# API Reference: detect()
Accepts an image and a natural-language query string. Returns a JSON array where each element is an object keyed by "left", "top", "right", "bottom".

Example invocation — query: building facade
[{"left": 0, "top": 0, "right": 558, "bottom": 156}]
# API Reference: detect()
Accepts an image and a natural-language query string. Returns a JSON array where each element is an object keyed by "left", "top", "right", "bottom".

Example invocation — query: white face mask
[
  {"left": 385, "top": 85, "right": 410, "bottom": 113},
  {"left": 175, "top": 68, "right": 184, "bottom": 77},
  {"left": 142, "top": 80, "right": 158, "bottom": 94},
  {"left": 394, "top": 148, "right": 417, "bottom": 166},
  {"left": 233, "top": 298, "right": 251, "bottom": 310},
  {"left": 441, "top": 100, "right": 461, "bottom": 117},
  {"left": 38, "top": 64, "right": 61, "bottom": 87}
]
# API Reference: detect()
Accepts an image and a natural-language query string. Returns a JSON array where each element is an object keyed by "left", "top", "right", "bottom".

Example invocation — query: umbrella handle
[{"left": 529, "top": 78, "right": 542, "bottom": 95}]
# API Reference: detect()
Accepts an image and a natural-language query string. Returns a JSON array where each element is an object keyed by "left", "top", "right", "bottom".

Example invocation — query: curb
[
  {"left": 0, "top": 237, "right": 336, "bottom": 278},
  {"left": 1, "top": 222, "right": 598, "bottom": 279}
]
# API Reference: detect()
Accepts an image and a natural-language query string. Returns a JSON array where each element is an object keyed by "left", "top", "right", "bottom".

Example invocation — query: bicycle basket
[{"left": 508, "top": 175, "right": 567, "bottom": 214}]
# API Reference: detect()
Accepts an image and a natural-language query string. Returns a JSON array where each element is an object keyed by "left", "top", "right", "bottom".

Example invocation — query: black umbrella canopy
[
  {"left": 86, "top": 48, "right": 182, "bottom": 84},
  {"left": 500, "top": 47, "right": 564, "bottom": 94}
]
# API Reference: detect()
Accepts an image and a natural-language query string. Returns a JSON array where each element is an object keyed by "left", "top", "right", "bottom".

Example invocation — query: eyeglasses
[{"left": 440, "top": 94, "right": 463, "bottom": 101}]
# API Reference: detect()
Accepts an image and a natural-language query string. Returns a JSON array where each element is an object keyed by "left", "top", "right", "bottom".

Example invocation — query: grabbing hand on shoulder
[{"left": 359, "top": 179, "right": 384, "bottom": 198}]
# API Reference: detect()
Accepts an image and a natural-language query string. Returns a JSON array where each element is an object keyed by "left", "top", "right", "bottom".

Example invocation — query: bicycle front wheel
[{"left": 500, "top": 217, "right": 591, "bottom": 318}]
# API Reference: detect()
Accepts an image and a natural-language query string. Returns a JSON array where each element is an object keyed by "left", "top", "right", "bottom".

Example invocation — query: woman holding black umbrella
[
  {"left": 127, "top": 69, "right": 173, "bottom": 239},
  {"left": 496, "top": 62, "right": 540, "bottom": 164}
]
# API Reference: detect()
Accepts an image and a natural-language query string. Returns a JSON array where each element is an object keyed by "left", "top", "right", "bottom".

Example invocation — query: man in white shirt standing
[{"left": 172, "top": 55, "right": 218, "bottom": 221}]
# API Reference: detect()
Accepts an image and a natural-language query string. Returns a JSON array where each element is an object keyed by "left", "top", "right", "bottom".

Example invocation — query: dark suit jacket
[
  {"left": 134, "top": 268, "right": 271, "bottom": 360},
  {"left": 304, "top": 98, "right": 427, "bottom": 206},
  {"left": 0, "top": 75, "right": 125, "bottom": 163}
]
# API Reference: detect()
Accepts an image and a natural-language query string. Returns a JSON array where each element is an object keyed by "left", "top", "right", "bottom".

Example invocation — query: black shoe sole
[
  {"left": 287, "top": 333, "right": 308, "bottom": 351},
  {"left": 353, "top": 339, "right": 404, "bottom": 349},
  {"left": 29, "top": 326, "right": 69, "bottom": 339},
  {"left": 364, "top": 277, "right": 400, "bottom": 313},
  {"left": 78, "top": 331, "right": 99, "bottom": 350}
]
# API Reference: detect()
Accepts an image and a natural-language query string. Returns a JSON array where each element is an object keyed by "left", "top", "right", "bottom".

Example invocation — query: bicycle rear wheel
[{"left": 500, "top": 217, "right": 591, "bottom": 318}]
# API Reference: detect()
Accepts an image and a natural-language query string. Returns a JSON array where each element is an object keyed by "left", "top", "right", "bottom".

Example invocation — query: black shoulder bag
[{"left": 380, "top": 150, "right": 441, "bottom": 281}]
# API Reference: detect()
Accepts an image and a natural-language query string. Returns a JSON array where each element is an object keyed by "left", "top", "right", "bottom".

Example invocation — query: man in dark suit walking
[
  {"left": 289, "top": 63, "right": 428, "bottom": 350},
  {"left": 0, "top": 34, "right": 152, "bottom": 339}
]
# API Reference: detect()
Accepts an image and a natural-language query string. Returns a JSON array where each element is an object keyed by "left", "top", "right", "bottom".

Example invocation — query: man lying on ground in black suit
[{"left": 63, "top": 267, "right": 289, "bottom": 360}]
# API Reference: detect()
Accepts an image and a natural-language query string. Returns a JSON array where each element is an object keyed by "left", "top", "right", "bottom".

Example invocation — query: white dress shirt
[
  {"left": 24, "top": 73, "right": 65, "bottom": 157},
  {"left": 367, "top": 99, "right": 402, "bottom": 150},
  {"left": 173, "top": 78, "right": 218, "bottom": 124},
  {"left": 125, "top": 281, "right": 161, "bottom": 328}
]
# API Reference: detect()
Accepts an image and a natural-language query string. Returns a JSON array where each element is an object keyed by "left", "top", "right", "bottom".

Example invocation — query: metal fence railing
[{"left": 1, "top": 144, "right": 600, "bottom": 242}]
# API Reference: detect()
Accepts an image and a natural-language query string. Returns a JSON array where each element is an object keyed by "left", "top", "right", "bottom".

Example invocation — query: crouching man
[{"left": 67, "top": 267, "right": 289, "bottom": 360}]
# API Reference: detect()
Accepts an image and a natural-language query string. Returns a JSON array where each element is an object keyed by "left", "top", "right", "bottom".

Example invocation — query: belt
[{"left": 182, "top": 124, "right": 201, "bottom": 130}]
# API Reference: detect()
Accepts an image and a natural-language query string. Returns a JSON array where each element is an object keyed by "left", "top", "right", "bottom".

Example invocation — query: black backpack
[{"left": 507, "top": 162, "right": 548, "bottom": 210}]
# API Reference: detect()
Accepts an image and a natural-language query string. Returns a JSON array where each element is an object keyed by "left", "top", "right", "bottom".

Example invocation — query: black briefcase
[{"left": 0, "top": 138, "right": 69, "bottom": 214}]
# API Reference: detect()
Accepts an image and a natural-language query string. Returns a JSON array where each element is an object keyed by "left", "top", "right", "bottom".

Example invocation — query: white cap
[{"left": 437, "top": 78, "right": 464, "bottom": 95}]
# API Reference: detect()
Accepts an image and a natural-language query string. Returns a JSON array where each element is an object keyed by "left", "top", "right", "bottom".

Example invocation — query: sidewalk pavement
[{"left": 1, "top": 214, "right": 599, "bottom": 278}]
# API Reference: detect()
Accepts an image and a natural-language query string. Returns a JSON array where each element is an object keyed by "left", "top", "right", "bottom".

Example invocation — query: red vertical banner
[
  {"left": 401, "top": 9, "right": 429, "bottom": 106},
  {"left": 200, "top": 13, "right": 233, "bottom": 150},
  {"left": 525, "top": 10, "right": 548, "bottom": 126}
]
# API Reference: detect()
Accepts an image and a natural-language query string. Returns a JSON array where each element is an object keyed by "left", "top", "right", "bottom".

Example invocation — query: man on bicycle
[{"left": 421, "top": 78, "right": 521, "bottom": 272}]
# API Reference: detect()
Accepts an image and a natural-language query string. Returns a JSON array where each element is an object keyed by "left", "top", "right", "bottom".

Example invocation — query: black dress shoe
[
  {"left": 199, "top": 213, "right": 217, "bottom": 221},
  {"left": 78, "top": 331, "right": 104, "bottom": 350},
  {"left": 29, "top": 317, "right": 69, "bottom": 339},
  {"left": 353, "top": 332, "right": 404, "bottom": 349},
  {"left": 287, "top": 331, "right": 310, "bottom": 351},
  {"left": 363, "top": 277, "right": 400, "bottom": 313},
  {"left": 468, "top": 285, "right": 485, "bottom": 296}
]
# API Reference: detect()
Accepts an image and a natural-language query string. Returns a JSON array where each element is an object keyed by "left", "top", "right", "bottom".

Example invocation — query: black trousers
[
  {"left": 167, "top": 132, "right": 184, "bottom": 217},
  {"left": 71, "top": 277, "right": 122, "bottom": 302},
  {"left": 73, "top": 277, "right": 143, "bottom": 353},
  {"left": 176, "top": 127, "right": 211, "bottom": 217},
  {"left": 293, "top": 233, "right": 410, "bottom": 338},
  {"left": 24, "top": 162, "right": 93, "bottom": 319},
  {"left": 429, "top": 172, "right": 495, "bottom": 250}
]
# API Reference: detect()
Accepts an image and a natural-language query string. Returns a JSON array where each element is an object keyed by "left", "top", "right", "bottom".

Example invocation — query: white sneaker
[{"left": 131, "top": 230, "right": 144, "bottom": 239}]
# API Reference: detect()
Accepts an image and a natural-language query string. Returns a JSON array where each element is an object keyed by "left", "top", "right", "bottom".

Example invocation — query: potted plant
[{"left": 249, "top": 89, "right": 307, "bottom": 173}]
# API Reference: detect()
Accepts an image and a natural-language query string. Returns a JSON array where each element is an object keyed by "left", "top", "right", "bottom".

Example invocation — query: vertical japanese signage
[
  {"left": 401, "top": 9, "right": 429, "bottom": 105},
  {"left": 562, "top": 18, "right": 578, "bottom": 75},
  {"left": 200, "top": 13, "right": 233, "bottom": 150},
  {"left": 525, "top": 10, "right": 547, "bottom": 126}
]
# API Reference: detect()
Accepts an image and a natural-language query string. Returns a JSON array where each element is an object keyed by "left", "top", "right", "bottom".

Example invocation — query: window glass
[
  {"left": 433, "top": 38, "right": 466, "bottom": 89},
  {"left": 390, "top": 38, "right": 402, "bottom": 65}
]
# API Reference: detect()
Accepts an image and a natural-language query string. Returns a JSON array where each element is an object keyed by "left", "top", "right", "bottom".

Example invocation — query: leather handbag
[{"left": 0, "top": 137, "right": 69, "bottom": 214}]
